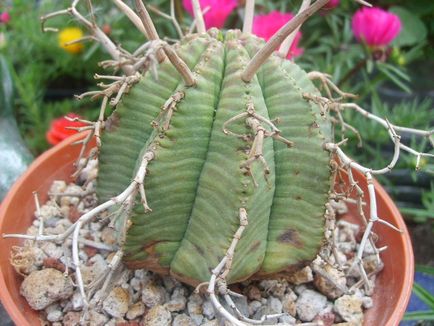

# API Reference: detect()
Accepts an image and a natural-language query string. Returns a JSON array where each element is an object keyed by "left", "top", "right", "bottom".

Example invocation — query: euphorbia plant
[{"left": 4, "top": 0, "right": 433, "bottom": 324}]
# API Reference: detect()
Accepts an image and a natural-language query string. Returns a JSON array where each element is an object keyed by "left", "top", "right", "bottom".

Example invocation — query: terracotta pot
[{"left": 0, "top": 132, "right": 414, "bottom": 326}]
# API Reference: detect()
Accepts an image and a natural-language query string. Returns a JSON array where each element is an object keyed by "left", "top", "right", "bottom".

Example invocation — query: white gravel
[{"left": 11, "top": 160, "right": 381, "bottom": 325}]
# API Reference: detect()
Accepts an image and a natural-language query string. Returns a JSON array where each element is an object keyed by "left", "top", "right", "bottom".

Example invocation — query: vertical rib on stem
[
  {"left": 242, "top": 0, "right": 329, "bottom": 82},
  {"left": 242, "top": 0, "right": 255, "bottom": 34},
  {"left": 135, "top": 0, "right": 165, "bottom": 62},
  {"left": 191, "top": 0, "right": 206, "bottom": 33},
  {"left": 278, "top": 0, "right": 311, "bottom": 58}
]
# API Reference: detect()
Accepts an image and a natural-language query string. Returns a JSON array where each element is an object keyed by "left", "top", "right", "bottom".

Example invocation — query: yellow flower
[{"left": 58, "top": 27, "right": 84, "bottom": 54}]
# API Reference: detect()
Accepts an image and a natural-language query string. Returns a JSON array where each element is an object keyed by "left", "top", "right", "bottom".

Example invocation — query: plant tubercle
[{"left": 3, "top": 0, "right": 433, "bottom": 325}]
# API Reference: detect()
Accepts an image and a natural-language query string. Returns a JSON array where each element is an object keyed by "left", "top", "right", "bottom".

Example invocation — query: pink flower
[
  {"left": 323, "top": 0, "right": 340, "bottom": 10},
  {"left": 0, "top": 12, "right": 10, "bottom": 24},
  {"left": 352, "top": 7, "right": 401, "bottom": 47},
  {"left": 183, "top": 0, "right": 237, "bottom": 29},
  {"left": 253, "top": 11, "right": 303, "bottom": 58}
]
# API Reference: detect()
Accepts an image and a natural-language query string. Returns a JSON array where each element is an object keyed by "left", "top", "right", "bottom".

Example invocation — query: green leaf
[
  {"left": 390, "top": 6, "right": 428, "bottom": 47},
  {"left": 403, "top": 311, "right": 434, "bottom": 321},
  {"left": 416, "top": 265, "right": 434, "bottom": 276},
  {"left": 413, "top": 282, "right": 434, "bottom": 310},
  {"left": 378, "top": 62, "right": 410, "bottom": 81},
  {"left": 0, "top": 55, "right": 14, "bottom": 117},
  {"left": 376, "top": 62, "right": 411, "bottom": 93}
]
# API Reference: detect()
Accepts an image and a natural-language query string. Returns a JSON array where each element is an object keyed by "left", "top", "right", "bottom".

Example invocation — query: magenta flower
[
  {"left": 0, "top": 12, "right": 10, "bottom": 24},
  {"left": 182, "top": 0, "right": 237, "bottom": 29},
  {"left": 253, "top": 11, "right": 303, "bottom": 58},
  {"left": 352, "top": 7, "right": 401, "bottom": 48}
]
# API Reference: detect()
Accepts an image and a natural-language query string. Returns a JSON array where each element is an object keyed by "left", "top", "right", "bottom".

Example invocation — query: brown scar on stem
[
  {"left": 308, "top": 121, "right": 320, "bottom": 137},
  {"left": 278, "top": 228, "right": 304, "bottom": 248},
  {"left": 194, "top": 243, "right": 205, "bottom": 257},
  {"left": 105, "top": 112, "right": 121, "bottom": 132},
  {"left": 250, "top": 240, "right": 261, "bottom": 252},
  {"left": 123, "top": 240, "right": 169, "bottom": 274}
]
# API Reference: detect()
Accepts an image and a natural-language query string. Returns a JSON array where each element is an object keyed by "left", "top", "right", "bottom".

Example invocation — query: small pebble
[
  {"left": 20, "top": 268, "right": 74, "bottom": 310},
  {"left": 173, "top": 313, "right": 195, "bottom": 326},
  {"left": 288, "top": 266, "right": 313, "bottom": 285},
  {"left": 187, "top": 293, "right": 204, "bottom": 325},
  {"left": 71, "top": 291, "right": 84, "bottom": 311},
  {"left": 141, "top": 283, "right": 166, "bottom": 308},
  {"left": 103, "top": 287, "right": 130, "bottom": 318},
  {"left": 88, "top": 310, "right": 109, "bottom": 326},
  {"left": 165, "top": 286, "right": 187, "bottom": 312},
  {"left": 142, "top": 305, "right": 171, "bottom": 326},
  {"left": 62, "top": 311, "right": 81, "bottom": 326},
  {"left": 334, "top": 294, "right": 364, "bottom": 324},
  {"left": 296, "top": 289, "right": 328, "bottom": 322},
  {"left": 45, "top": 303, "right": 62, "bottom": 322},
  {"left": 313, "top": 261, "right": 347, "bottom": 299},
  {"left": 126, "top": 302, "right": 145, "bottom": 320}
]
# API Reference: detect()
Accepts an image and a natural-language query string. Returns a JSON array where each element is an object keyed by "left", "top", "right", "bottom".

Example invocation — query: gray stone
[
  {"left": 62, "top": 311, "right": 81, "bottom": 326},
  {"left": 173, "top": 313, "right": 195, "bottom": 326},
  {"left": 102, "top": 287, "right": 130, "bottom": 318},
  {"left": 248, "top": 300, "right": 262, "bottom": 316},
  {"left": 288, "top": 266, "right": 313, "bottom": 285},
  {"left": 88, "top": 310, "right": 109, "bottom": 326},
  {"left": 126, "top": 301, "right": 145, "bottom": 320},
  {"left": 71, "top": 291, "right": 84, "bottom": 311},
  {"left": 45, "top": 303, "right": 62, "bottom": 322},
  {"left": 278, "top": 314, "right": 296, "bottom": 325},
  {"left": 142, "top": 305, "right": 171, "bottom": 326},
  {"left": 295, "top": 289, "right": 328, "bottom": 322},
  {"left": 20, "top": 268, "right": 74, "bottom": 310},
  {"left": 334, "top": 294, "right": 364, "bottom": 324},
  {"left": 281, "top": 292, "right": 297, "bottom": 317},
  {"left": 101, "top": 226, "right": 117, "bottom": 245},
  {"left": 165, "top": 286, "right": 187, "bottom": 312},
  {"left": 187, "top": 293, "right": 204, "bottom": 325},
  {"left": 81, "top": 254, "right": 107, "bottom": 285},
  {"left": 202, "top": 300, "right": 215, "bottom": 320},
  {"left": 40, "top": 242, "right": 64, "bottom": 259},
  {"left": 313, "top": 262, "right": 347, "bottom": 299},
  {"left": 141, "top": 282, "right": 166, "bottom": 308}
]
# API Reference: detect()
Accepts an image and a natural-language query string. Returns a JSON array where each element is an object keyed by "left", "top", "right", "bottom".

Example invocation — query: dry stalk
[
  {"left": 279, "top": 0, "right": 311, "bottom": 58},
  {"left": 191, "top": 0, "right": 206, "bottom": 33},
  {"left": 148, "top": 0, "right": 183, "bottom": 38},
  {"left": 223, "top": 102, "right": 293, "bottom": 186},
  {"left": 242, "top": 0, "right": 330, "bottom": 82},
  {"left": 204, "top": 208, "right": 287, "bottom": 325},
  {"left": 242, "top": 0, "right": 255, "bottom": 34}
]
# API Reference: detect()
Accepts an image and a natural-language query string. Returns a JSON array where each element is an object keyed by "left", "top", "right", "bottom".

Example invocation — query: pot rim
[{"left": 0, "top": 132, "right": 414, "bottom": 325}]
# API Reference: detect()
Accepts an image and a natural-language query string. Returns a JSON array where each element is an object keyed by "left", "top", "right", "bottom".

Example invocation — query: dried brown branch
[
  {"left": 134, "top": 0, "right": 166, "bottom": 62},
  {"left": 191, "top": 0, "right": 206, "bottom": 33},
  {"left": 242, "top": 0, "right": 330, "bottom": 82},
  {"left": 148, "top": 0, "right": 183, "bottom": 38},
  {"left": 278, "top": 0, "right": 311, "bottom": 58},
  {"left": 242, "top": 0, "right": 255, "bottom": 34}
]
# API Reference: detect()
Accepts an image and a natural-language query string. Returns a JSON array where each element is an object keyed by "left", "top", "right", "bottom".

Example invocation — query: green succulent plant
[{"left": 97, "top": 29, "right": 332, "bottom": 285}]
